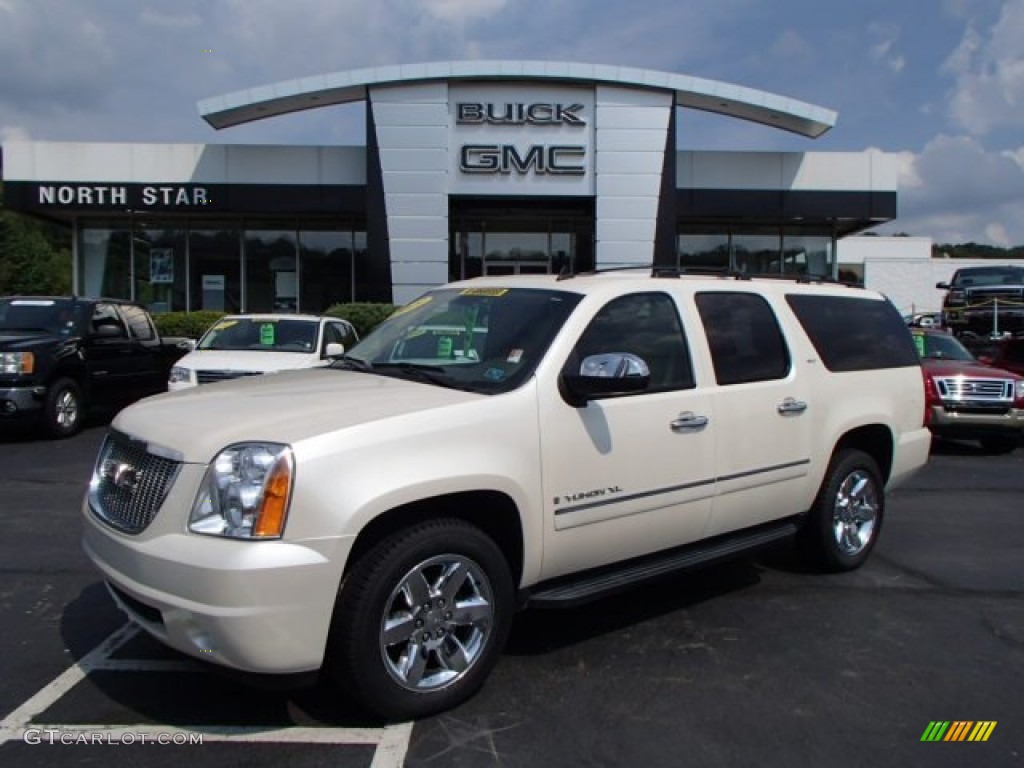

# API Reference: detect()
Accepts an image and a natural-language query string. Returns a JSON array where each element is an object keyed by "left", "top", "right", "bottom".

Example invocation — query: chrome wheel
[
  {"left": 380, "top": 553, "right": 494, "bottom": 692},
  {"left": 831, "top": 469, "right": 878, "bottom": 556},
  {"left": 55, "top": 388, "right": 79, "bottom": 430}
]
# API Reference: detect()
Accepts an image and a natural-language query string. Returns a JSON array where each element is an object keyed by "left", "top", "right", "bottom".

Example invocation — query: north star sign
[
  {"left": 35, "top": 184, "right": 210, "bottom": 207},
  {"left": 456, "top": 101, "right": 587, "bottom": 176}
]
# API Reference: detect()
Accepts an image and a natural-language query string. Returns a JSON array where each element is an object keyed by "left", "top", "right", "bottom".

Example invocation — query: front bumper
[
  {"left": 0, "top": 385, "right": 46, "bottom": 417},
  {"left": 82, "top": 496, "right": 355, "bottom": 674},
  {"left": 927, "top": 403, "right": 1024, "bottom": 438}
]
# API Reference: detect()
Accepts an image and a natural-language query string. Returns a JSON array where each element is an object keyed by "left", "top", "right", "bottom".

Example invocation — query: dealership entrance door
[{"left": 449, "top": 199, "right": 594, "bottom": 282}]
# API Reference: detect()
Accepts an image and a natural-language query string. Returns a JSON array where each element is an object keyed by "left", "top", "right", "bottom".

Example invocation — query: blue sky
[{"left": 1, "top": 0, "right": 1022, "bottom": 245}]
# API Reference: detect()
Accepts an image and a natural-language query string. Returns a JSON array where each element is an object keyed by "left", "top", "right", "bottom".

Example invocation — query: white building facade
[{"left": 1, "top": 61, "right": 902, "bottom": 311}]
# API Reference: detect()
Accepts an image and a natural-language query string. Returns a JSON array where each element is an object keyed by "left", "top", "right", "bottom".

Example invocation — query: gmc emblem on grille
[{"left": 102, "top": 460, "right": 141, "bottom": 493}]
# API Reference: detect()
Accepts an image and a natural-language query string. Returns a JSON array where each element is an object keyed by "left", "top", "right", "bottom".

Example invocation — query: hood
[
  {"left": 176, "top": 349, "right": 320, "bottom": 373},
  {"left": 113, "top": 368, "right": 483, "bottom": 462},
  {"left": 0, "top": 330, "right": 60, "bottom": 351},
  {"left": 922, "top": 358, "right": 1022, "bottom": 380}
]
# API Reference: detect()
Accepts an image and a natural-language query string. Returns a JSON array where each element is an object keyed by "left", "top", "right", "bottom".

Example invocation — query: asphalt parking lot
[{"left": 1, "top": 419, "right": 1021, "bottom": 767}]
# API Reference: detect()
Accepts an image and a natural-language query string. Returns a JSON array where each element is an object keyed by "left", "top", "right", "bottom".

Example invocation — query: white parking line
[{"left": 0, "top": 623, "right": 413, "bottom": 767}]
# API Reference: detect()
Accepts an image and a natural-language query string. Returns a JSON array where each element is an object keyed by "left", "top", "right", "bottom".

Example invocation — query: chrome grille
[
  {"left": 196, "top": 369, "right": 261, "bottom": 385},
  {"left": 935, "top": 376, "right": 1013, "bottom": 402},
  {"left": 968, "top": 288, "right": 1023, "bottom": 303},
  {"left": 88, "top": 434, "right": 181, "bottom": 534}
]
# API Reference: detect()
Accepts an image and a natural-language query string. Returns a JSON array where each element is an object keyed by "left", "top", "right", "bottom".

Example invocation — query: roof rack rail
[{"left": 555, "top": 264, "right": 857, "bottom": 287}]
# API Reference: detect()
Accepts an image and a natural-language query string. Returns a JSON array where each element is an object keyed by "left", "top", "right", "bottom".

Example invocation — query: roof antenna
[{"left": 556, "top": 263, "right": 573, "bottom": 281}]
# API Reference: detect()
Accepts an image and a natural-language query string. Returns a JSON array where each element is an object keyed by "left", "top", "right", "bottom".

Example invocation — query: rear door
[{"left": 693, "top": 291, "right": 813, "bottom": 537}]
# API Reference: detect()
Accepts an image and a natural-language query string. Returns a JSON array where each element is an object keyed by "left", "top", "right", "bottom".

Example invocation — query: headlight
[
  {"left": 1016, "top": 380, "right": 1024, "bottom": 400},
  {"left": 0, "top": 351, "right": 34, "bottom": 375},
  {"left": 189, "top": 443, "right": 294, "bottom": 539},
  {"left": 168, "top": 366, "right": 192, "bottom": 384}
]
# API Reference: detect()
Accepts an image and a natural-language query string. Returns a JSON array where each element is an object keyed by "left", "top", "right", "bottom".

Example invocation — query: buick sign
[{"left": 457, "top": 102, "right": 586, "bottom": 127}]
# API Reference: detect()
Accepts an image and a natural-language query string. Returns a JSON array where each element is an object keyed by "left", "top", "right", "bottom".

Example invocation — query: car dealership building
[{"left": 0, "top": 61, "right": 900, "bottom": 312}]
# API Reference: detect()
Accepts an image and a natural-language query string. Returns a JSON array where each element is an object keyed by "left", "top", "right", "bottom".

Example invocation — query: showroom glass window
[
  {"left": 781, "top": 231, "right": 833, "bottom": 278},
  {"left": 133, "top": 219, "right": 187, "bottom": 313},
  {"left": 78, "top": 220, "right": 131, "bottom": 300},
  {"left": 732, "top": 230, "right": 781, "bottom": 275},
  {"left": 677, "top": 231, "right": 730, "bottom": 272},
  {"left": 245, "top": 220, "right": 298, "bottom": 313},
  {"left": 299, "top": 223, "right": 355, "bottom": 312},
  {"left": 189, "top": 221, "right": 241, "bottom": 313}
]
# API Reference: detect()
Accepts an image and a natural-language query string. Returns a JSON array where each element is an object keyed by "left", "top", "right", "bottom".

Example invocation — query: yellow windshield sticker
[
  {"left": 460, "top": 287, "right": 509, "bottom": 297},
  {"left": 390, "top": 296, "right": 433, "bottom": 318},
  {"left": 212, "top": 320, "right": 237, "bottom": 331}
]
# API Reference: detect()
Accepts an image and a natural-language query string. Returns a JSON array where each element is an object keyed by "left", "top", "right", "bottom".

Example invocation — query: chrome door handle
[
  {"left": 670, "top": 412, "right": 709, "bottom": 432},
  {"left": 777, "top": 397, "right": 808, "bottom": 415}
]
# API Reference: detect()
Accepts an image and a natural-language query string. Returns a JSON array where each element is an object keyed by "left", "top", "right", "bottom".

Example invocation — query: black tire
[
  {"left": 798, "top": 448, "right": 884, "bottom": 572},
  {"left": 43, "top": 378, "right": 83, "bottom": 438},
  {"left": 326, "top": 518, "right": 514, "bottom": 721},
  {"left": 979, "top": 436, "right": 1018, "bottom": 455}
]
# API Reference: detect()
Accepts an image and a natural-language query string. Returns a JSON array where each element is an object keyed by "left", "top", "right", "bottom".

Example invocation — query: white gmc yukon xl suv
[{"left": 82, "top": 272, "right": 931, "bottom": 719}]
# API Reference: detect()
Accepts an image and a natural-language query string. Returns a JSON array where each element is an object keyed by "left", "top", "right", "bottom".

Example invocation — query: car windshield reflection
[{"left": 345, "top": 286, "right": 582, "bottom": 393}]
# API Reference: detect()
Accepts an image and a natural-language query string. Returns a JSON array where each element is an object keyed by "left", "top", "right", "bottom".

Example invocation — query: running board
[{"left": 524, "top": 520, "right": 799, "bottom": 608}]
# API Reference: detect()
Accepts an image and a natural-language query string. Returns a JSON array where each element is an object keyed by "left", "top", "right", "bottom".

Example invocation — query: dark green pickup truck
[{"left": 0, "top": 297, "right": 192, "bottom": 437}]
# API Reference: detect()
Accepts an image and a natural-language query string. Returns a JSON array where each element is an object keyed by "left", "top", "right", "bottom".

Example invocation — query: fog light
[{"left": 1, "top": 400, "right": 16, "bottom": 414}]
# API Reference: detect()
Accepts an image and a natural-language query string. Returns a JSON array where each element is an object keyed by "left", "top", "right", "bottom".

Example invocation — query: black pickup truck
[
  {"left": 938, "top": 265, "right": 1024, "bottom": 337},
  {"left": 0, "top": 297, "right": 192, "bottom": 437}
]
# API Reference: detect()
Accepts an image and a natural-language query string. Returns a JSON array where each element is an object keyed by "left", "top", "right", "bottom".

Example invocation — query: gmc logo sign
[{"left": 459, "top": 145, "right": 586, "bottom": 176}]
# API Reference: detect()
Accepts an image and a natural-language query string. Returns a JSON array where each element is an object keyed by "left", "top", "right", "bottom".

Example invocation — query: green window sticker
[
  {"left": 437, "top": 336, "right": 453, "bottom": 358},
  {"left": 260, "top": 323, "right": 276, "bottom": 346},
  {"left": 912, "top": 333, "right": 925, "bottom": 358}
]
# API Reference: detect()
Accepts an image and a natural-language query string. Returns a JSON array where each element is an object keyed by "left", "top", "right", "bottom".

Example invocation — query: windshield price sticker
[
  {"left": 390, "top": 296, "right": 433, "bottom": 318},
  {"left": 460, "top": 288, "right": 508, "bottom": 297},
  {"left": 913, "top": 333, "right": 926, "bottom": 357},
  {"left": 260, "top": 323, "right": 276, "bottom": 346}
]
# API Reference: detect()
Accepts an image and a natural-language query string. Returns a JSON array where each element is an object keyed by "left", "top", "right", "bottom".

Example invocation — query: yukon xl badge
[{"left": 553, "top": 486, "right": 623, "bottom": 506}]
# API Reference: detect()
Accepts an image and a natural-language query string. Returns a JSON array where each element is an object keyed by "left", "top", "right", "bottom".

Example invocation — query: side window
[
  {"left": 90, "top": 304, "right": 128, "bottom": 338},
  {"left": 568, "top": 292, "right": 695, "bottom": 392},
  {"left": 121, "top": 306, "right": 156, "bottom": 343},
  {"left": 785, "top": 294, "right": 919, "bottom": 372},
  {"left": 323, "top": 322, "right": 356, "bottom": 353},
  {"left": 695, "top": 292, "right": 790, "bottom": 385}
]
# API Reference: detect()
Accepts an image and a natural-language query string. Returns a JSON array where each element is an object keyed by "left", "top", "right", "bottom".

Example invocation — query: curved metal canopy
[{"left": 198, "top": 60, "right": 836, "bottom": 138}]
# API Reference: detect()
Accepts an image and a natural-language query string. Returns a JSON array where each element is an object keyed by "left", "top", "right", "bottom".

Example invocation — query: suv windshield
[
  {"left": 198, "top": 318, "right": 319, "bottom": 352},
  {"left": 914, "top": 332, "right": 975, "bottom": 362},
  {"left": 0, "top": 298, "right": 84, "bottom": 336},
  {"left": 344, "top": 287, "right": 582, "bottom": 393}
]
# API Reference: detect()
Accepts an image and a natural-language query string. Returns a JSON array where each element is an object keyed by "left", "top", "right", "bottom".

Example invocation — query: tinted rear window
[{"left": 785, "top": 294, "right": 919, "bottom": 372}]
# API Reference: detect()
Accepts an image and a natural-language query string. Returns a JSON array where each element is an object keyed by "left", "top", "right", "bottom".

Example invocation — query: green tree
[{"left": 0, "top": 183, "right": 72, "bottom": 295}]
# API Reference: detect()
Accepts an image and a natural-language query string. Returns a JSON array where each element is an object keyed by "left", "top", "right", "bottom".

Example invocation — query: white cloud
[
  {"left": 1, "top": 125, "right": 32, "bottom": 142},
  {"left": 140, "top": 9, "right": 202, "bottom": 28},
  {"left": 868, "top": 22, "right": 905, "bottom": 73},
  {"left": 421, "top": 0, "right": 508, "bottom": 22},
  {"left": 884, "top": 134, "right": 1024, "bottom": 243},
  {"left": 984, "top": 222, "right": 1012, "bottom": 246},
  {"left": 944, "top": 0, "right": 1024, "bottom": 136},
  {"left": 771, "top": 29, "right": 813, "bottom": 62}
]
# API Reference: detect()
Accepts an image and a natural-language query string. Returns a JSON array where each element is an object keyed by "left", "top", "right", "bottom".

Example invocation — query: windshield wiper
[
  {"left": 373, "top": 362, "right": 476, "bottom": 391},
  {"left": 331, "top": 354, "right": 375, "bottom": 372}
]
